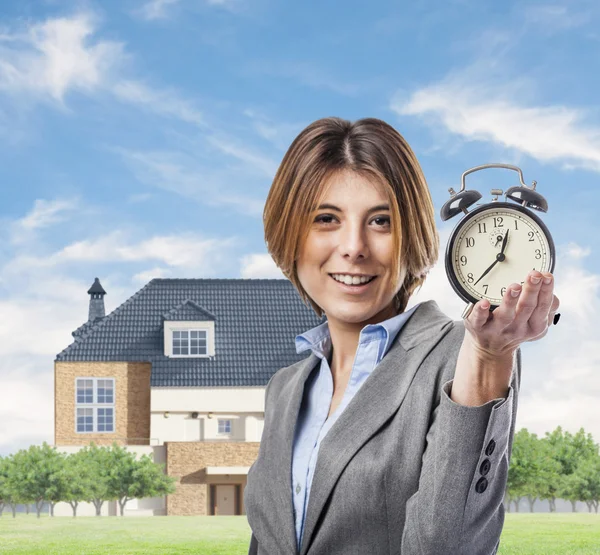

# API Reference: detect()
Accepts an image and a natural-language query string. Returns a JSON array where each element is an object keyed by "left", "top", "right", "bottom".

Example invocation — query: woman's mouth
[{"left": 329, "top": 274, "right": 378, "bottom": 294}]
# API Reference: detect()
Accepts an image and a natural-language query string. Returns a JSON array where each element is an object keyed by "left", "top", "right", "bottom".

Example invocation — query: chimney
[{"left": 87, "top": 277, "right": 107, "bottom": 323}]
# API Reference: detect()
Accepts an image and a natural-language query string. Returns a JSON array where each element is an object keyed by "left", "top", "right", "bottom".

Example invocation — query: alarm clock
[{"left": 440, "top": 163, "right": 556, "bottom": 317}]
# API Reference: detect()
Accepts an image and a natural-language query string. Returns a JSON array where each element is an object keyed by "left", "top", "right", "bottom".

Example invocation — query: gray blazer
[{"left": 244, "top": 299, "right": 521, "bottom": 555}]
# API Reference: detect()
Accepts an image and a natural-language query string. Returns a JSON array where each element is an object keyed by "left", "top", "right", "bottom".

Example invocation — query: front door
[{"left": 214, "top": 484, "right": 236, "bottom": 515}]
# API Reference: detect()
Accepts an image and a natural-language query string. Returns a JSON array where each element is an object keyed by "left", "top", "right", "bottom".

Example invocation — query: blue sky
[{"left": 0, "top": 0, "right": 599, "bottom": 457}]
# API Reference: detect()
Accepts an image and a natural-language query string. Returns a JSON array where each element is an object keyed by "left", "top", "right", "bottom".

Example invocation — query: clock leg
[{"left": 461, "top": 302, "right": 475, "bottom": 320}]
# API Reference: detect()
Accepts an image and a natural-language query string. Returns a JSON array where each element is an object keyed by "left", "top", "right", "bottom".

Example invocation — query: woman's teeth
[{"left": 331, "top": 274, "right": 375, "bottom": 285}]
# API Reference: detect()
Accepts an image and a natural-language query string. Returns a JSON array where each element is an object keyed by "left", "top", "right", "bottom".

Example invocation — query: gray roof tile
[{"left": 56, "top": 279, "right": 325, "bottom": 387}]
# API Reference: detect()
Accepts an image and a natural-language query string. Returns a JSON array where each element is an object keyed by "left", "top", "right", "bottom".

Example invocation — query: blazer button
[
  {"left": 485, "top": 439, "right": 496, "bottom": 456},
  {"left": 479, "top": 459, "right": 491, "bottom": 476},
  {"left": 475, "top": 477, "right": 488, "bottom": 494}
]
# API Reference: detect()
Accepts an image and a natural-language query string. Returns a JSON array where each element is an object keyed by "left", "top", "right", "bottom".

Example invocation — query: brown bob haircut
[{"left": 263, "top": 116, "right": 439, "bottom": 318}]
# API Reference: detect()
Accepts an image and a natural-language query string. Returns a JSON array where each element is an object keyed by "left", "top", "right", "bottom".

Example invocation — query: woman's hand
[
  {"left": 450, "top": 270, "right": 560, "bottom": 406},
  {"left": 463, "top": 270, "right": 560, "bottom": 359}
]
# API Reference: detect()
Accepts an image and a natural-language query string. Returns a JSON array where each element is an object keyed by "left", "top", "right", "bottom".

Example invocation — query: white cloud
[
  {"left": 132, "top": 266, "right": 172, "bottom": 284},
  {"left": 205, "top": 134, "right": 278, "bottom": 177},
  {"left": 0, "top": 12, "right": 208, "bottom": 131},
  {"left": 391, "top": 72, "right": 600, "bottom": 172},
  {"left": 5, "top": 229, "right": 239, "bottom": 273},
  {"left": 136, "top": 0, "right": 181, "bottom": 20},
  {"left": 115, "top": 147, "right": 267, "bottom": 216},
  {"left": 10, "top": 198, "right": 79, "bottom": 245},
  {"left": 0, "top": 12, "right": 124, "bottom": 103},
  {"left": 113, "top": 80, "right": 205, "bottom": 127},
  {"left": 243, "top": 108, "right": 304, "bottom": 151},
  {"left": 244, "top": 60, "right": 364, "bottom": 96},
  {"left": 522, "top": 4, "right": 592, "bottom": 33},
  {"left": 239, "top": 252, "right": 285, "bottom": 278},
  {"left": 134, "top": 0, "right": 242, "bottom": 21}
]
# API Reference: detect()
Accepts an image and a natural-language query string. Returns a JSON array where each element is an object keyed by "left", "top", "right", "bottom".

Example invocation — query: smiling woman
[
  {"left": 246, "top": 116, "right": 530, "bottom": 555},
  {"left": 262, "top": 117, "right": 439, "bottom": 318}
]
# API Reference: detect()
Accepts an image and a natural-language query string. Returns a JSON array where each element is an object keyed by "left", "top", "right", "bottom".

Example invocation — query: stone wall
[
  {"left": 54, "top": 361, "right": 151, "bottom": 446},
  {"left": 165, "top": 441, "right": 260, "bottom": 515}
]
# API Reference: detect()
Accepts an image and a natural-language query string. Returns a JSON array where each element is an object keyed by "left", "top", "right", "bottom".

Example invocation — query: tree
[
  {"left": 507, "top": 429, "right": 537, "bottom": 512},
  {"left": 7, "top": 443, "right": 65, "bottom": 518},
  {"left": 104, "top": 443, "right": 176, "bottom": 516},
  {"left": 0, "top": 455, "right": 9, "bottom": 517},
  {"left": 549, "top": 427, "right": 598, "bottom": 511},
  {"left": 74, "top": 443, "right": 114, "bottom": 516},
  {"left": 569, "top": 452, "right": 600, "bottom": 513},
  {"left": 129, "top": 454, "right": 177, "bottom": 509},
  {"left": 43, "top": 450, "right": 69, "bottom": 517}
]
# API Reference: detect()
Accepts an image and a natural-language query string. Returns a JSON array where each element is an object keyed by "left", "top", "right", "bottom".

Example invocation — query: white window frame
[
  {"left": 75, "top": 377, "right": 116, "bottom": 434},
  {"left": 171, "top": 328, "right": 209, "bottom": 358},
  {"left": 217, "top": 419, "right": 232, "bottom": 435}
]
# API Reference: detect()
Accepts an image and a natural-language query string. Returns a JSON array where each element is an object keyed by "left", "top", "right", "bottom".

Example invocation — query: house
[{"left": 53, "top": 277, "right": 324, "bottom": 516}]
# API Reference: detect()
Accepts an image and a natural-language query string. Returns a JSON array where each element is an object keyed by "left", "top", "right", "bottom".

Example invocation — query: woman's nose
[{"left": 338, "top": 226, "right": 369, "bottom": 257}]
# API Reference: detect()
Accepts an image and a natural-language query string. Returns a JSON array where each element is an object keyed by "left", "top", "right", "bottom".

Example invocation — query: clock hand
[
  {"left": 474, "top": 258, "right": 498, "bottom": 286},
  {"left": 500, "top": 228, "right": 509, "bottom": 254},
  {"left": 474, "top": 229, "right": 510, "bottom": 287}
]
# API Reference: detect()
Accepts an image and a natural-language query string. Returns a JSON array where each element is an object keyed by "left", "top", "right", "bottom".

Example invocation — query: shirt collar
[{"left": 295, "top": 302, "right": 421, "bottom": 360}]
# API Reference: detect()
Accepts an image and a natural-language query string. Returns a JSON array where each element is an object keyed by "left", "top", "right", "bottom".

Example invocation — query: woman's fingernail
[
  {"left": 553, "top": 313, "right": 561, "bottom": 325},
  {"left": 511, "top": 288, "right": 521, "bottom": 298}
]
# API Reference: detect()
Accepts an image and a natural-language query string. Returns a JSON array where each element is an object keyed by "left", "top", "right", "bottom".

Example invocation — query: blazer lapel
[
  {"left": 267, "top": 349, "right": 322, "bottom": 554},
  {"left": 297, "top": 299, "right": 453, "bottom": 555}
]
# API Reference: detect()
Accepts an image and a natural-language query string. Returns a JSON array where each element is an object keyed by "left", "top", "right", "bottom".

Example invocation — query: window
[
  {"left": 172, "top": 329, "right": 207, "bottom": 356},
  {"left": 218, "top": 419, "right": 232, "bottom": 434},
  {"left": 75, "top": 378, "right": 115, "bottom": 433}
]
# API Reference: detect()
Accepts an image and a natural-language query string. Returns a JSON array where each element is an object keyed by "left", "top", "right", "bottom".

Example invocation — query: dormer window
[
  {"left": 172, "top": 329, "right": 207, "bottom": 356},
  {"left": 163, "top": 299, "right": 216, "bottom": 358}
]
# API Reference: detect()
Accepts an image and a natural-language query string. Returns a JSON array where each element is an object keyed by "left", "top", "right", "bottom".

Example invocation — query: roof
[
  {"left": 56, "top": 279, "right": 325, "bottom": 387},
  {"left": 87, "top": 277, "right": 106, "bottom": 295}
]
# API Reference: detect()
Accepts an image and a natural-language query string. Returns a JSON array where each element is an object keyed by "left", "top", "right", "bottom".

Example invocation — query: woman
[{"left": 244, "top": 117, "right": 560, "bottom": 555}]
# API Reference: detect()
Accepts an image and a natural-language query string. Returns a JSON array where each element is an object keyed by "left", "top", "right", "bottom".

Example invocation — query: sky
[{"left": 0, "top": 0, "right": 599, "bottom": 458}]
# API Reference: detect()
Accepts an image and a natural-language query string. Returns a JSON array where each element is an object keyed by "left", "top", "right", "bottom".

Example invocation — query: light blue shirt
[{"left": 292, "top": 302, "right": 421, "bottom": 550}]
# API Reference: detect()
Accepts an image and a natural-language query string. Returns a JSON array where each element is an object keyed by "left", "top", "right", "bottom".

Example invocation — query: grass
[
  {"left": 0, "top": 513, "right": 598, "bottom": 554},
  {"left": 499, "top": 513, "right": 600, "bottom": 554}
]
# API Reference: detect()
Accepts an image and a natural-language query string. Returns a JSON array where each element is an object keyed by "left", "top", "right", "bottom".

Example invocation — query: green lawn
[{"left": 0, "top": 513, "right": 598, "bottom": 554}]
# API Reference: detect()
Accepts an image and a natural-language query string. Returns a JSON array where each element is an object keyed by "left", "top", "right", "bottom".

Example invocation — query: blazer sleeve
[{"left": 401, "top": 330, "right": 522, "bottom": 555}]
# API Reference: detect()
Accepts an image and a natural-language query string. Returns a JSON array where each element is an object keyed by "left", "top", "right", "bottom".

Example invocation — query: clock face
[{"left": 447, "top": 202, "right": 555, "bottom": 306}]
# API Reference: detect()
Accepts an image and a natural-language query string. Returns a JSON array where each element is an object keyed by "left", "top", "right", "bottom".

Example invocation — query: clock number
[
  {"left": 460, "top": 255, "right": 467, "bottom": 266},
  {"left": 482, "top": 284, "right": 488, "bottom": 294},
  {"left": 465, "top": 237, "right": 475, "bottom": 248},
  {"left": 494, "top": 217, "right": 503, "bottom": 227},
  {"left": 528, "top": 231, "right": 535, "bottom": 242},
  {"left": 501, "top": 286, "right": 506, "bottom": 296},
  {"left": 467, "top": 273, "right": 474, "bottom": 283},
  {"left": 478, "top": 223, "right": 487, "bottom": 234},
  {"left": 514, "top": 220, "right": 519, "bottom": 230},
  {"left": 535, "top": 249, "right": 542, "bottom": 260}
]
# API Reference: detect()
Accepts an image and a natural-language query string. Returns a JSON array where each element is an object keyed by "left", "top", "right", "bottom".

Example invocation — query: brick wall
[
  {"left": 54, "top": 361, "right": 151, "bottom": 446},
  {"left": 165, "top": 441, "right": 260, "bottom": 516}
]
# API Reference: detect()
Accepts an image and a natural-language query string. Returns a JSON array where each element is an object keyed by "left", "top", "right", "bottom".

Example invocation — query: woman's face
[{"left": 296, "top": 169, "right": 406, "bottom": 326}]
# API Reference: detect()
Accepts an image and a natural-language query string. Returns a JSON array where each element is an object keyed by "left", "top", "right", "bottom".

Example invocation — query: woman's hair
[{"left": 263, "top": 116, "right": 439, "bottom": 317}]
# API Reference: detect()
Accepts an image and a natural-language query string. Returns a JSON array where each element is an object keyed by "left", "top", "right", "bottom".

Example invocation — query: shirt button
[{"left": 296, "top": 483, "right": 301, "bottom": 494}]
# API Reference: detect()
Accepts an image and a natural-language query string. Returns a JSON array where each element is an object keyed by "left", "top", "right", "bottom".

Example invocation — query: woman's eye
[
  {"left": 373, "top": 217, "right": 391, "bottom": 227},
  {"left": 314, "top": 214, "right": 390, "bottom": 227},
  {"left": 315, "top": 214, "right": 336, "bottom": 224}
]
